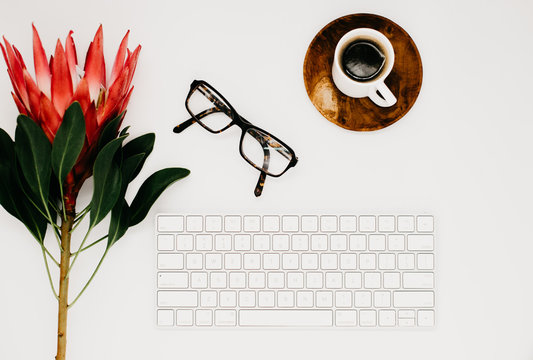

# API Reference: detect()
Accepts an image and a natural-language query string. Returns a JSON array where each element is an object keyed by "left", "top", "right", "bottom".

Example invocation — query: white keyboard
[{"left": 155, "top": 214, "right": 435, "bottom": 328}]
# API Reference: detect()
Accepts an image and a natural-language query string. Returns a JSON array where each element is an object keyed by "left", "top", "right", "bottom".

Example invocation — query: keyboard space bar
[{"left": 239, "top": 310, "right": 333, "bottom": 327}]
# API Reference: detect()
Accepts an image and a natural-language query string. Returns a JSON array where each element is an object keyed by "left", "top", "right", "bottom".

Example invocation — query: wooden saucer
[{"left": 303, "top": 13, "right": 423, "bottom": 131}]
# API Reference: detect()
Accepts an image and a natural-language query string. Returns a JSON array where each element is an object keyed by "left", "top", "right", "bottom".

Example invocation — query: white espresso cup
[{"left": 332, "top": 28, "right": 397, "bottom": 107}]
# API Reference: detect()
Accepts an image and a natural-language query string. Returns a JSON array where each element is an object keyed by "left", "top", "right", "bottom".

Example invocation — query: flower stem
[
  {"left": 41, "top": 247, "right": 59, "bottom": 300},
  {"left": 68, "top": 248, "right": 109, "bottom": 309},
  {"left": 70, "top": 235, "right": 108, "bottom": 255}
]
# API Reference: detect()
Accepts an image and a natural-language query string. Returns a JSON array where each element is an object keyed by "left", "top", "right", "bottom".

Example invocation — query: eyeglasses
[{"left": 174, "top": 80, "right": 298, "bottom": 197}]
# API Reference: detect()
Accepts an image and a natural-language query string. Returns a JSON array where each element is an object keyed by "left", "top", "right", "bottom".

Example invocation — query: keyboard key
[
  {"left": 287, "top": 272, "right": 304, "bottom": 289},
  {"left": 330, "top": 234, "right": 347, "bottom": 250},
  {"left": 388, "top": 234, "right": 405, "bottom": 251},
  {"left": 225, "top": 253, "right": 242, "bottom": 270},
  {"left": 399, "top": 318, "right": 415, "bottom": 327},
  {"left": 190, "top": 272, "right": 208, "bottom": 288},
  {"left": 407, "top": 234, "right": 434, "bottom": 251},
  {"left": 229, "top": 272, "right": 246, "bottom": 289},
  {"left": 243, "top": 215, "right": 261, "bottom": 232},
  {"left": 249, "top": 272, "right": 266, "bottom": 288},
  {"left": 176, "top": 309, "right": 193, "bottom": 326},
  {"left": 359, "top": 253, "right": 376, "bottom": 270},
  {"left": 301, "top": 216, "right": 318, "bottom": 232},
  {"left": 403, "top": 272, "right": 434, "bottom": 289},
  {"left": 205, "top": 254, "right": 222, "bottom": 270},
  {"left": 200, "top": 291, "right": 217, "bottom": 307},
  {"left": 258, "top": 291, "right": 275, "bottom": 307},
  {"left": 214, "top": 234, "right": 231, "bottom": 251},
  {"left": 215, "top": 310, "right": 237, "bottom": 326},
  {"left": 378, "top": 310, "right": 396, "bottom": 327},
  {"left": 364, "top": 272, "right": 381, "bottom": 289},
  {"left": 278, "top": 291, "right": 295, "bottom": 307},
  {"left": 359, "top": 310, "right": 377, "bottom": 326},
  {"left": 301, "top": 253, "right": 318, "bottom": 270},
  {"left": 157, "top": 234, "right": 175, "bottom": 251},
  {"left": 306, "top": 272, "right": 323, "bottom": 289},
  {"left": 267, "top": 272, "right": 285, "bottom": 289},
  {"left": 417, "top": 253, "right": 434, "bottom": 270},
  {"left": 339, "top": 216, "right": 357, "bottom": 232},
  {"left": 378, "top": 216, "right": 395, "bottom": 232},
  {"left": 325, "top": 272, "right": 342, "bottom": 289},
  {"left": 157, "top": 309, "right": 174, "bottom": 326},
  {"left": 320, "top": 253, "right": 338, "bottom": 270},
  {"left": 345, "top": 272, "right": 362, "bottom": 289},
  {"left": 176, "top": 235, "right": 193, "bottom": 251},
  {"left": 239, "top": 310, "right": 332, "bottom": 326},
  {"left": 263, "top": 253, "right": 280, "bottom": 269},
  {"left": 210, "top": 272, "right": 227, "bottom": 288},
  {"left": 349, "top": 234, "right": 366, "bottom": 250},
  {"left": 158, "top": 272, "right": 188, "bottom": 288},
  {"left": 417, "top": 216, "right": 434, "bottom": 232},
  {"left": 374, "top": 291, "right": 391, "bottom": 307},
  {"left": 186, "top": 216, "right": 203, "bottom": 232},
  {"left": 158, "top": 253, "right": 183, "bottom": 270},
  {"left": 418, "top": 310, "right": 435, "bottom": 326},
  {"left": 335, "top": 291, "right": 352, "bottom": 307},
  {"left": 398, "top": 310, "right": 415, "bottom": 319},
  {"left": 339, "top": 254, "right": 357, "bottom": 270},
  {"left": 398, "top": 253, "right": 415, "bottom": 270},
  {"left": 196, "top": 234, "right": 213, "bottom": 251},
  {"left": 383, "top": 272, "right": 401, "bottom": 289},
  {"left": 354, "top": 291, "right": 372, "bottom": 307},
  {"left": 368, "top": 234, "right": 386, "bottom": 250},
  {"left": 253, "top": 234, "right": 270, "bottom": 251},
  {"left": 282, "top": 254, "right": 299, "bottom": 270},
  {"left": 272, "top": 234, "right": 290, "bottom": 250},
  {"left": 393, "top": 291, "right": 434, "bottom": 307},
  {"left": 158, "top": 215, "right": 183, "bottom": 232},
  {"left": 320, "top": 216, "right": 337, "bottom": 232},
  {"left": 359, "top": 216, "right": 376, "bottom": 232},
  {"left": 378, "top": 253, "right": 396, "bottom": 270},
  {"left": 158, "top": 291, "right": 197, "bottom": 307},
  {"left": 282, "top": 216, "right": 299, "bottom": 232},
  {"left": 219, "top": 291, "right": 237, "bottom": 307},
  {"left": 234, "top": 234, "right": 251, "bottom": 250},
  {"left": 263, "top": 216, "right": 280, "bottom": 232},
  {"left": 239, "top": 291, "right": 256, "bottom": 307},
  {"left": 196, "top": 309, "right": 213, "bottom": 326},
  {"left": 296, "top": 291, "right": 314, "bottom": 307},
  {"left": 224, "top": 216, "right": 242, "bottom": 232},
  {"left": 336, "top": 310, "right": 357, "bottom": 326},
  {"left": 311, "top": 234, "right": 328, "bottom": 250},
  {"left": 316, "top": 291, "right": 333, "bottom": 307},
  {"left": 205, "top": 216, "right": 222, "bottom": 232},
  {"left": 244, "top": 253, "right": 261, "bottom": 269},
  {"left": 292, "top": 234, "right": 309, "bottom": 251},
  {"left": 186, "top": 254, "right": 203, "bottom": 269},
  {"left": 397, "top": 216, "right": 415, "bottom": 232}
]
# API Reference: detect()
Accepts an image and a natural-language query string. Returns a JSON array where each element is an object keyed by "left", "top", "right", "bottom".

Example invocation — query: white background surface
[{"left": 0, "top": 0, "right": 532, "bottom": 359}]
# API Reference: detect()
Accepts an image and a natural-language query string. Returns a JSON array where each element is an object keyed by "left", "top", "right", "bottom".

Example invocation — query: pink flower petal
[
  {"left": 65, "top": 30, "right": 78, "bottom": 88},
  {"left": 39, "top": 92, "right": 61, "bottom": 137},
  {"left": 11, "top": 91, "right": 26, "bottom": 115},
  {"left": 51, "top": 39, "right": 73, "bottom": 117},
  {"left": 23, "top": 69, "right": 41, "bottom": 120},
  {"left": 32, "top": 24, "right": 51, "bottom": 97},
  {"left": 72, "top": 77, "right": 91, "bottom": 113},
  {"left": 2, "top": 37, "right": 29, "bottom": 108},
  {"left": 84, "top": 25, "right": 106, "bottom": 101}
]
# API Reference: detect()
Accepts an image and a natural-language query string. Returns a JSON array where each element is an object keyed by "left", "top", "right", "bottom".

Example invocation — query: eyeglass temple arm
[
  {"left": 173, "top": 107, "right": 221, "bottom": 133},
  {"left": 254, "top": 138, "right": 271, "bottom": 197}
]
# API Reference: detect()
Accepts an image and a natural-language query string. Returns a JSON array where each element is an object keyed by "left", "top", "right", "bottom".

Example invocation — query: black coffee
[{"left": 341, "top": 40, "right": 386, "bottom": 81}]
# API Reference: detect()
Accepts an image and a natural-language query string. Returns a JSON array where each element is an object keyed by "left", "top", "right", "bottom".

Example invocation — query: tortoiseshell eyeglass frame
[{"left": 173, "top": 80, "right": 298, "bottom": 197}]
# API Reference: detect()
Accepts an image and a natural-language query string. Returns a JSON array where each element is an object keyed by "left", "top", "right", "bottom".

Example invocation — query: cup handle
[{"left": 368, "top": 81, "right": 397, "bottom": 107}]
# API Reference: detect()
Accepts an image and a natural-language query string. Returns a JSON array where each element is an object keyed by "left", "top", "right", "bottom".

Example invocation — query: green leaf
[
  {"left": 89, "top": 135, "right": 127, "bottom": 228},
  {"left": 129, "top": 168, "right": 190, "bottom": 227},
  {"left": 51, "top": 102, "right": 86, "bottom": 184},
  {"left": 14, "top": 115, "right": 52, "bottom": 208},
  {"left": 120, "top": 153, "right": 145, "bottom": 192},
  {"left": 122, "top": 133, "right": 155, "bottom": 182},
  {"left": 0, "top": 128, "right": 47, "bottom": 243},
  {"left": 107, "top": 199, "right": 130, "bottom": 247},
  {"left": 97, "top": 112, "right": 124, "bottom": 151}
]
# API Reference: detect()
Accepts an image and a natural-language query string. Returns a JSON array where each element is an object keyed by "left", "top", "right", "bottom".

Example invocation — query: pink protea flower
[{"left": 0, "top": 25, "right": 141, "bottom": 210}]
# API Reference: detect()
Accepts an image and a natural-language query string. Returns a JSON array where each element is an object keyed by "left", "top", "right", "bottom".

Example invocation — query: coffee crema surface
[{"left": 341, "top": 40, "right": 386, "bottom": 81}]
